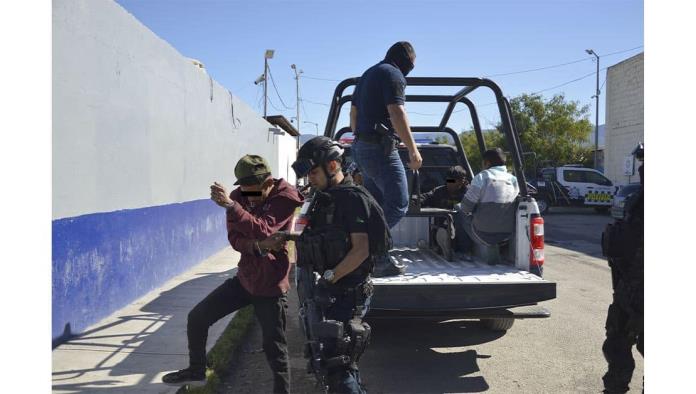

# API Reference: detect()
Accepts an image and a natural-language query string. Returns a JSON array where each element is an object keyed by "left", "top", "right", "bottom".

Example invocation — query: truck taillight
[
  {"left": 530, "top": 215, "right": 544, "bottom": 267},
  {"left": 293, "top": 216, "right": 308, "bottom": 234}
]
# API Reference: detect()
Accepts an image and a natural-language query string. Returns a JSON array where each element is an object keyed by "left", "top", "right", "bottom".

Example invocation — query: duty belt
[{"left": 354, "top": 132, "right": 384, "bottom": 144}]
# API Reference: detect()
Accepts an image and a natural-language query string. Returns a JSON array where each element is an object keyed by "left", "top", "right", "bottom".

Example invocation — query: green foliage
[
  {"left": 459, "top": 93, "right": 594, "bottom": 175},
  {"left": 434, "top": 136, "right": 450, "bottom": 145},
  {"left": 459, "top": 129, "right": 505, "bottom": 174},
  {"left": 507, "top": 93, "right": 594, "bottom": 169},
  {"left": 179, "top": 306, "right": 255, "bottom": 394}
]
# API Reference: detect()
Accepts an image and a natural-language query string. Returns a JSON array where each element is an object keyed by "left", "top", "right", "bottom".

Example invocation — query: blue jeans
[{"left": 352, "top": 139, "right": 409, "bottom": 229}]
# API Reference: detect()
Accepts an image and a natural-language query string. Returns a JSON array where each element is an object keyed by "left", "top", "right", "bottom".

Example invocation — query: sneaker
[
  {"left": 162, "top": 367, "right": 206, "bottom": 384},
  {"left": 436, "top": 227, "right": 453, "bottom": 261},
  {"left": 372, "top": 255, "right": 405, "bottom": 277}
]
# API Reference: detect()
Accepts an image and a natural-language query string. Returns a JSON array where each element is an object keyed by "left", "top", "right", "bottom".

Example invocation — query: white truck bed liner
[
  {"left": 374, "top": 247, "right": 544, "bottom": 285},
  {"left": 368, "top": 248, "right": 556, "bottom": 312}
]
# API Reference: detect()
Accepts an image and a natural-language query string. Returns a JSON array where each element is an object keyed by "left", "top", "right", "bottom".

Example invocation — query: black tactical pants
[
  {"left": 602, "top": 300, "right": 644, "bottom": 393},
  {"left": 323, "top": 284, "right": 372, "bottom": 394},
  {"left": 187, "top": 276, "right": 290, "bottom": 393}
]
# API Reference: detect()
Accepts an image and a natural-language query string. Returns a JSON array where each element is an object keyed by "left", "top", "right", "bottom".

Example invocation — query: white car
[{"left": 535, "top": 165, "right": 616, "bottom": 214}]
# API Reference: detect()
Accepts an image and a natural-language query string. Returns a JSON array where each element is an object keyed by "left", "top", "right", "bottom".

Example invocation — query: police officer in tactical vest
[
  {"left": 281, "top": 136, "right": 391, "bottom": 393},
  {"left": 600, "top": 142, "right": 644, "bottom": 393}
]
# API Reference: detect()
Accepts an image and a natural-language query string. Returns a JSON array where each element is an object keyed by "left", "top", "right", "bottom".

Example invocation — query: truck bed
[{"left": 370, "top": 248, "right": 556, "bottom": 312}]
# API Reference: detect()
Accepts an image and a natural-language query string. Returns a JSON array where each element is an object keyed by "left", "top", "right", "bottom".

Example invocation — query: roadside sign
[{"left": 623, "top": 155, "right": 634, "bottom": 176}]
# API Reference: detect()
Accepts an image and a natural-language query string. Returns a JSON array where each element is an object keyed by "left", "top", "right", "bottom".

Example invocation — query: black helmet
[
  {"left": 292, "top": 136, "right": 345, "bottom": 178},
  {"left": 632, "top": 142, "right": 644, "bottom": 161}
]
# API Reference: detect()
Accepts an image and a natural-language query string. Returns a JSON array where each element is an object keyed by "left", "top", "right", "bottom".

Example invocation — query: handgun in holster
[{"left": 373, "top": 122, "right": 399, "bottom": 155}]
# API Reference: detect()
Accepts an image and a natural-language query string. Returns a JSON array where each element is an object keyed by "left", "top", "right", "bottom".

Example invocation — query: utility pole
[
  {"left": 263, "top": 49, "right": 275, "bottom": 118},
  {"left": 291, "top": 64, "right": 303, "bottom": 134},
  {"left": 586, "top": 49, "right": 600, "bottom": 170}
]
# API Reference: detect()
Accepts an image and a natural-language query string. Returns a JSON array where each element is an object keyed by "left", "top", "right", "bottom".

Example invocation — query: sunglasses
[{"left": 291, "top": 158, "right": 315, "bottom": 178}]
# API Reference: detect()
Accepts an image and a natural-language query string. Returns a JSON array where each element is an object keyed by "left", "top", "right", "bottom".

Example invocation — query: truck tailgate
[{"left": 370, "top": 248, "right": 556, "bottom": 311}]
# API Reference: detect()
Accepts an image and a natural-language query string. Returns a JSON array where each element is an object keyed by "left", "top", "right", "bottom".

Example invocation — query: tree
[
  {"left": 459, "top": 129, "right": 505, "bottom": 174},
  {"left": 506, "top": 93, "right": 594, "bottom": 170}
]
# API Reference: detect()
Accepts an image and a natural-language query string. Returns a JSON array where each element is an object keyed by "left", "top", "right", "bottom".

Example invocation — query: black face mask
[{"left": 385, "top": 41, "right": 415, "bottom": 76}]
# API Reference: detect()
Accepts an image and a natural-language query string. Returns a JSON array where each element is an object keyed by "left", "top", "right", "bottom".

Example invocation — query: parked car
[
  {"left": 610, "top": 183, "right": 642, "bottom": 219},
  {"left": 532, "top": 165, "right": 616, "bottom": 214}
]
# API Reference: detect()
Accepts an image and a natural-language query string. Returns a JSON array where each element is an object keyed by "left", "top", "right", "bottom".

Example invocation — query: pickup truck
[
  {"left": 295, "top": 77, "right": 556, "bottom": 331},
  {"left": 532, "top": 165, "right": 617, "bottom": 214}
]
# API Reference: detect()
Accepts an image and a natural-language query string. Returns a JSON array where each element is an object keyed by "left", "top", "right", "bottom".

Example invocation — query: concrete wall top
[{"left": 53, "top": 0, "right": 294, "bottom": 219}]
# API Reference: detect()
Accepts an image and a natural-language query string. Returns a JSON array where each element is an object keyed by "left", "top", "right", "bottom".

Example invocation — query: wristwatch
[
  {"left": 253, "top": 241, "right": 268, "bottom": 257},
  {"left": 323, "top": 269, "right": 335, "bottom": 282}
]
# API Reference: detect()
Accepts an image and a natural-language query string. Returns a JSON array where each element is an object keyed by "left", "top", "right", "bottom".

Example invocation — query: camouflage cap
[{"left": 234, "top": 154, "right": 272, "bottom": 185}]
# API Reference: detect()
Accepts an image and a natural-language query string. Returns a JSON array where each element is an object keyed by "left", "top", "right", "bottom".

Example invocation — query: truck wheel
[
  {"left": 481, "top": 318, "right": 514, "bottom": 331},
  {"left": 536, "top": 197, "right": 549, "bottom": 214}
]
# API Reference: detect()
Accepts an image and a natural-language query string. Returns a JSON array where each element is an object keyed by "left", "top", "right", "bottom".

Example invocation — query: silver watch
[{"left": 323, "top": 269, "right": 335, "bottom": 282}]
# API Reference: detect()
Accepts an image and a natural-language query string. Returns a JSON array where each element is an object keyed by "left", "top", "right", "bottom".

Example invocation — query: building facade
[{"left": 604, "top": 52, "right": 644, "bottom": 185}]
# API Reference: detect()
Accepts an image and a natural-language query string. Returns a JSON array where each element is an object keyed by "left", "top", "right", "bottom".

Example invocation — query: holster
[{"left": 356, "top": 123, "right": 399, "bottom": 156}]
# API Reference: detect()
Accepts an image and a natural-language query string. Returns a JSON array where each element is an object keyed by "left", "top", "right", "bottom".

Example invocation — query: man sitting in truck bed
[
  {"left": 457, "top": 148, "right": 519, "bottom": 258},
  {"left": 416, "top": 166, "right": 470, "bottom": 257}
]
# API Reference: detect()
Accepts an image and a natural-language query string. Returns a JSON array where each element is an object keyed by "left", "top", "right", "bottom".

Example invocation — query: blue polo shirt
[{"left": 353, "top": 61, "right": 407, "bottom": 135}]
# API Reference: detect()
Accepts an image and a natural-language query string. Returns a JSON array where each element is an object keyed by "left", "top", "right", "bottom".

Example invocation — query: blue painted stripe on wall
[{"left": 52, "top": 199, "right": 228, "bottom": 340}]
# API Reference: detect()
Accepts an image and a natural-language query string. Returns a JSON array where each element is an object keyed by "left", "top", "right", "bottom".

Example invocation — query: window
[
  {"left": 541, "top": 169, "right": 556, "bottom": 181},
  {"left": 584, "top": 171, "right": 613, "bottom": 186},
  {"left": 562, "top": 170, "right": 586, "bottom": 183}
]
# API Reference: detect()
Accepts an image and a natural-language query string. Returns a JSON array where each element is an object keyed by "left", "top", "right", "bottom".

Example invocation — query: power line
[
  {"left": 267, "top": 95, "right": 292, "bottom": 113},
  {"left": 531, "top": 67, "right": 608, "bottom": 95},
  {"left": 267, "top": 65, "right": 295, "bottom": 109},
  {"left": 302, "top": 75, "right": 342, "bottom": 82},
  {"left": 483, "top": 45, "right": 642, "bottom": 78},
  {"left": 483, "top": 58, "right": 590, "bottom": 78},
  {"left": 303, "top": 45, "right": 643, "bottom": 83},
  {"left": 601, "top": 45, "right": 644, "bottom": 57},
  {"left": 301, "top": 99, "right": 310, "bottom": 119},
  {"left": 302, "top": 98, "right": 331, "bottom": 107}
]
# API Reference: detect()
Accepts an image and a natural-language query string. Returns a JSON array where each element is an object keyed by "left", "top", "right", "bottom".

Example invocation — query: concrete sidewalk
[{"left": 52, "top": 247, "right": 240, "bottom": 393}]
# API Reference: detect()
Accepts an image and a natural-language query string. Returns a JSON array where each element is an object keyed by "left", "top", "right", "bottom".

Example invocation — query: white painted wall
[
  {"left": 604, "top": 53, "right": 644, "bottom": 185},
  {"left": 53, "top": 0, "right": 296, "bottom": 219}
]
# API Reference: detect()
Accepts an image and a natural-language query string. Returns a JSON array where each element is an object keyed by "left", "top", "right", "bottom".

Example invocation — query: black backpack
[{"left": 325, "top": 184, "right": 393, "bottom": 259}]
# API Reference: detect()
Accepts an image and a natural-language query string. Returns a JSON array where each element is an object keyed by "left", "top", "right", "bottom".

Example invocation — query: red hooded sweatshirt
[{"left": 226, "top": 178, "right": 304, "bottom": 297}]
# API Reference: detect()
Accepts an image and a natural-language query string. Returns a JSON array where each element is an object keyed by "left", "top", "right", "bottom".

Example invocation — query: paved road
[{"left": 222, "top": 208, "right": 643, "bottom": 393}]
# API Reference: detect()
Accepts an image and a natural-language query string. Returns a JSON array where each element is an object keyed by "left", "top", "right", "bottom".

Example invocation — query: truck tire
[
  {"left": 481, "top": 318, "right": 514, "bottom": 331},
  {"left": 536, "top": 197, "right": 549, "bottom": 214}
]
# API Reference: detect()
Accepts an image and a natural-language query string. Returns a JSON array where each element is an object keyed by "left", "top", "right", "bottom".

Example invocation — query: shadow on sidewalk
[{"left": 52, "top": 268, "right": 236, "bottom": 393}]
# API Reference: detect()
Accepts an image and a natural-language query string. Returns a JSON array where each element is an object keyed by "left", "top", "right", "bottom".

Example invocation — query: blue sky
[{"left": 115, "top": 0, "right": 643, "bottom": 135}]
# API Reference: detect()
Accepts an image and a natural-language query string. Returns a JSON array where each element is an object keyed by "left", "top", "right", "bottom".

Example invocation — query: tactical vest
[
  {"left": 296, "top": 190, "right": 352, "bottom": 274},
  {"left": 296, "top": 183, "right": 392, "bottom": 275}
]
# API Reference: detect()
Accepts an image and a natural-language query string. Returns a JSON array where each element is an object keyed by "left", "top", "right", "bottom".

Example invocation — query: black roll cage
[{"left": 323, "top": 77, "right": 529, "bottom": 197}]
